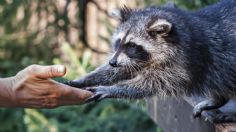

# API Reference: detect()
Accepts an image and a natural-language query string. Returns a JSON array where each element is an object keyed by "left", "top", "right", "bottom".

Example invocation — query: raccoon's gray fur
[{"left": 65, "top": 0, "right": 236, "bottom": 123}]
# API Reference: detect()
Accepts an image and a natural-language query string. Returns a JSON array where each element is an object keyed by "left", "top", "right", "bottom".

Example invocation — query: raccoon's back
[
  {"left": 184, "top": 0, "right": 236, "bottom": 97},
  {"left": 195, "top": 0, "right": 236, "bottom": 21}
]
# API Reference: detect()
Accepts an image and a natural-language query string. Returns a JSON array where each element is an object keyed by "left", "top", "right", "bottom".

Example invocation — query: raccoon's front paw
[
  {"left": 85, "top": 87, "right": 112, "bottom": 102},
  {"left": 193, "top": 99, "right": 227, "bottom": 118}
]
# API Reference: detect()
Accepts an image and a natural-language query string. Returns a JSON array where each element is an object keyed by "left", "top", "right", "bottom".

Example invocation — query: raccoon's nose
[{"left": 109, "top": 59, "right": 118, "bottom": 67}]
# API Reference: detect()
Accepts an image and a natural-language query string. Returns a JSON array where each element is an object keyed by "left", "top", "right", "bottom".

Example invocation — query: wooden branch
[{"left": 146, "top": 96, "right": 236, "bottom": 132}]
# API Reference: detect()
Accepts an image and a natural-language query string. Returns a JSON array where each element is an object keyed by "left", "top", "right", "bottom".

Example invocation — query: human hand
[{"left": 4, "top": 65, "right": 93, "bottom": 108}]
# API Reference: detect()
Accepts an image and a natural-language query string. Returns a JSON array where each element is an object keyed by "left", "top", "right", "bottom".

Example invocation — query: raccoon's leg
[
  {"left": 213, "top": 113, "right": 236, "bottom": 123},
  {"left": 64, "top": 64, "right": 135, "bottom": 88},
  {"left": 193, "top": 97, "right": 228, "bottom": 118},
  {"left": 85, "top": 84, "right": 153, "bottom": 102}
]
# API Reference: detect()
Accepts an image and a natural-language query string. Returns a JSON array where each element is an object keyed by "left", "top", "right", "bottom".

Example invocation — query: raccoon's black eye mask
[
  {"left": 113, "top": 39, "right": 150, "bottom": 61},
  {"left": 124, "top": 42, "right": 150, "bottom": 61}
]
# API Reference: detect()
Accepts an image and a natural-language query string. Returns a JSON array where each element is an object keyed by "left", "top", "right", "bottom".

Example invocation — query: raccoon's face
[
  {"left": 109, "top": 6, "right": 177, "bottom": 70},
  {"left": 109, "top": 28, "right": 151, "bottom": 68}
]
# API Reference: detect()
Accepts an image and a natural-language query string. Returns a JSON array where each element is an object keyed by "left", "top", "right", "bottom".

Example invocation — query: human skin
[{"left": 0, "top": 64, "right": 93, "bottom": 108}]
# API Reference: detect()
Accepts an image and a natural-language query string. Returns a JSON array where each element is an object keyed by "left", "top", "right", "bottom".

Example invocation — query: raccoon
[{"left": 65, "top": 0, "right": 236, "bottom": 123}]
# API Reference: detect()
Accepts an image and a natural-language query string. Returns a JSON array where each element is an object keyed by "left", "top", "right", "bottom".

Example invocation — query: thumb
[{"left": 27, "top": 65, "right": 66, "bottom": 79}]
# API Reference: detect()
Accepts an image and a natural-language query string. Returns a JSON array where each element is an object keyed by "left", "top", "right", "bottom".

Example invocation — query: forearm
[
  {"left": 0, "top": 77, "right": 14, "bottom": 107},
  {"left": 86, "top": 83, "right": 155, "bottom": 102},
  {"left": 105, "top": 84, "right": 153, "bottom": 99},
  {"left": 65, "top": 64, "right": 134, "bottom": 88},
  {"left": 84, "top": 73, "right": 158, "bottom": 102}
]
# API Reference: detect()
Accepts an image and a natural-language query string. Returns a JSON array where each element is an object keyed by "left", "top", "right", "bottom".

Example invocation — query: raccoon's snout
[{"left": 109, "top": 59, "right": 118, "bottom": 67}]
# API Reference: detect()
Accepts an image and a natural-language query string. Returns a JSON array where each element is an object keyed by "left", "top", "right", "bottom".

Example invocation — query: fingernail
[{"left": 57, "top": 65, "right": 65, "bottom": 73}]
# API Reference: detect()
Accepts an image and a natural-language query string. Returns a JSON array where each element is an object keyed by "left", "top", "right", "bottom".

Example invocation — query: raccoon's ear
[
  {"left": 109, "top": 6, "right": 133, "bottom": 22},
  {"left": 147, "top": 19, "right": 172, "bottom": 37}
]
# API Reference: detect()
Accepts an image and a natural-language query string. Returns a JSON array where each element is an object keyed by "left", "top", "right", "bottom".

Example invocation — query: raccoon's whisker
[
  {"left": 130, "top": 64, "right": 136, "bottom": 78},
  {"left": 129, "top": 64, "right": 134, "bottom": 77},
  {"left": 134, "top": 64, "right": 143, "bottom": 74},
  {"left": 127, "top": 64, "right": 134, "bottom": 78},
  {"left": 133, "top": 63, "right": 141, "bottom": 74},
  {"left": 110, "top": 68, "right": 119, "bottom": 81},
  {"left": 125, "top": 65, "right": 129, "bottom": 75},
  {"left": 130, "top": 64, "right": 138, "bottom": 74},
  {"left": 132, "top": 64, "right": 140, "bottom": 73},
  {"left": 127, "top": 64, "right": 133, "bottom": 78},
  {"left": 125, "top": 65, "right": 131, "bottom": 78},
  {"left": 133, "top": 63, "right": 143, "bottom": 71}
]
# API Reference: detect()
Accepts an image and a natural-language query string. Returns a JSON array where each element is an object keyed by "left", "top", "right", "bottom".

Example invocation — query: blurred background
[{"left": 0, "top": 0, "right": 217, "bottom": 132}]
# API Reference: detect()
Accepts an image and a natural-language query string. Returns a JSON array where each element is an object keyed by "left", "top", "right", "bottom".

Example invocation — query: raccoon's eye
[
  {"left": 114, "top": 39, "right": 121, "bottom": 50},
  {"left": 127, "top": 42, "right": 137, "bottom": 48},
  {"left": 148, "top": 30, "right": 161, "bottom": 37}
]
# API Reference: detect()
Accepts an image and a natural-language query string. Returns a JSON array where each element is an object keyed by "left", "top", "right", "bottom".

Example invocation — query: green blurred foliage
[{"left": 0, "top": 0, "right": 217, "bottom": 132}]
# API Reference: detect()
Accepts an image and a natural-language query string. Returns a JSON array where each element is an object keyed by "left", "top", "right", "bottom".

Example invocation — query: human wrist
[{"left": 0, "top": 77, "right": 16, "bottom": 107}]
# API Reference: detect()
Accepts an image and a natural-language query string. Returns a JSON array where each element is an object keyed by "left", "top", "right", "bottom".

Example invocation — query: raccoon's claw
[
  {"left": 86, "top": 87, "right": 97, "bottom": 92},
  {"left": 193, "top": 103, "right": 204, "bottom": 118},
  {"left": 193, "top": 111, "right": 201, "bottom": 118},
  {"left": 85, "top": 87, "right": 111, "bottom": 102},
  {"left": 193, "top": 107, "right": 202, "bottom": 118},
  {"left": 85, "top": 93, "right": 109, "bottom": 103}
]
